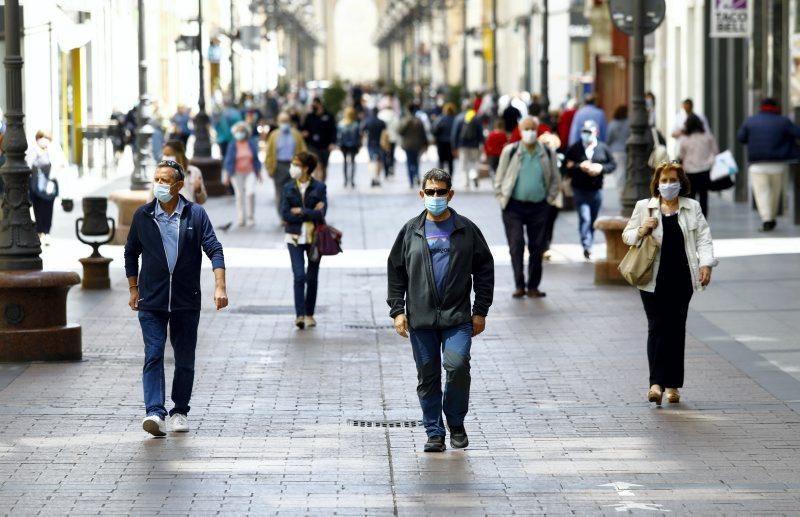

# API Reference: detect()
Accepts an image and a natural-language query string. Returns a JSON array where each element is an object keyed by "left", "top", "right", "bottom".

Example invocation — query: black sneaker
[
  {"left": 449, "top": 425, "right": 469, "bottom": 449},
  {"left": 424, "top": 435, "right": 446, "bottom": 453}
]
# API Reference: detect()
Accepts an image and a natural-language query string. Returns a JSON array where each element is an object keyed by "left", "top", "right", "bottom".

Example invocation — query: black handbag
[{"left": 709, "top": 175, "right": 735, "bottom": 192}]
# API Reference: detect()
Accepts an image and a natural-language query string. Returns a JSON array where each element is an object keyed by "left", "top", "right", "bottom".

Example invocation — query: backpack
[
  {"left": 340, "top": 123, "right": 360, "bottom": 148},
  {"left": 460, "top": 118, "right": 481, "bottom": 143}
]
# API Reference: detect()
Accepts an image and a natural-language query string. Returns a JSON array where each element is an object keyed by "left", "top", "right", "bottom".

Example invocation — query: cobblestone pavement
[{"left": 2, "top": 152, "right": 800, "bottom": 515}]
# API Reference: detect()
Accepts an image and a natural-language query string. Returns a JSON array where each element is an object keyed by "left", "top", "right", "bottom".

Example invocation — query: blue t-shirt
[{"left": 424, "top": 216, "right": 455, "bottom": 297}]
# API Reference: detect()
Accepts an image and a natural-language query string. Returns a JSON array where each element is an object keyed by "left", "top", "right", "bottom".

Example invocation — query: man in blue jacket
[
  {"left": 567, "top": 94, "right": 608, "bottom": 146},
  {"left": 125, "top": 160, "right": 228, "bottom": 437},
  {"left": 737, "top": 98, "right": 800, "bottom": 231}
]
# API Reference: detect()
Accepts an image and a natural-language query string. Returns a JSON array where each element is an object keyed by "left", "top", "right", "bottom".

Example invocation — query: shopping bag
[
  {"left": 618, "top": 234, "right": 659, "bottom": 286},
  {"left": 315, "top": 223, "right": 343, "bottom": 256},
  {"left": 710, "top": 150, "right": 738, "bottom": 181}
]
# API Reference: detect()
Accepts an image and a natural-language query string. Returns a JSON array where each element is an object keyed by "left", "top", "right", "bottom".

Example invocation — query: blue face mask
[
  {"left": 153, "top": 183, "right": 174, "bottom": 203},
  {"left": 424, "top": 195, "right": 448, "bottom": 216},
  {"left": 658, "top": 182, "right": 681, "bottom": 200},
  {"left": 580, "top": 132, "right": 595, "bottom": 146}
]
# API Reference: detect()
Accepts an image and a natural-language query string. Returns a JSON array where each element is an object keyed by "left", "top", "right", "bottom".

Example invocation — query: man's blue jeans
[
  {"left": 409, "top": 322, "right": 472, "bottom": 438},
  {"left": 572, "top": 187, "right": 603, "bottom": 252},
  {"left": 287, "top": 243, "right": 321, "bottom": 317},
  {"left": 405, "top": 149, "right": 420, "bottom": 187},
  {"left": 138, "top": 310, "right": 201, "bottom": 419}
]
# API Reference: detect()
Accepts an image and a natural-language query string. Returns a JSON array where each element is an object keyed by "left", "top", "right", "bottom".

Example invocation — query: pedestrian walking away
[
  {"left": 567, "top": 94, "right": 608, "bottom": 146},
  {"left": 736, "top": 97, "right": 800, "bottom": 231},
  {"left": 338, "top": 107, "right": 362, "bottom": 188},
  {"left": 397, "top": 103, "right": 429, "bottom": 188},
  {"left": 484, "top": 119, "right": 509, "bottom": 176},
  {"left": 622, "top": 162, "right": 716, "bottom": 406},
  {"left": 266, "top": 112, "right": 307, "bottom": 216},
  {"left": 124, "top": 160, "right": 229, "bottom": 437},
  {"left": 451, "top": 100, "right": 484, "bottom": 190},
  {"left": 563, "top": 120, "right": 616, "bottom": 259},
  {"left": 378, "top": 98, "right": 400, "bottom": 177},
  {"left": 387, "top": 168, "right": 494, "bottom": 453},
  {"left": 361, "top": 107, "right": 387, "bottom": 187},
  {"left": 300, "top": 97, "right": 338, "bottom": 182},
  {"left": 162, "top": 140, "right": 207, "bottom": 205},
  {"left": 494, "top": 116, "right": 561, "bottom": 298},
  {"left": 432, "top": 102, "right": 456, "bottom": 175},
  {"left": 280, "top": 151, "right": 327, "bottom": 330},
  {"left": 678, "top": 114, "right": 718, "bottom": 217},
  {"left": 223, "top": 121, "right": 262, "bottom": 227},
  {"left": 606, "top": 105, "right": 630, "bottom": 188}
]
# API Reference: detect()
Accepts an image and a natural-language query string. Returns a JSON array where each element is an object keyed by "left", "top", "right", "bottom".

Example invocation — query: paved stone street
[{"left": 2, "top": 153, "right": 800, "bottom": 515}]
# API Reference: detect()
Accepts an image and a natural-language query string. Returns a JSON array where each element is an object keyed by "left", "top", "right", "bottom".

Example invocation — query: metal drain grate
[
  {"left": 348, "top": 419, "right": 423, "bottom": 428},
  {"left": 344, "top": 324, "right": 395, "bottom": 330}
]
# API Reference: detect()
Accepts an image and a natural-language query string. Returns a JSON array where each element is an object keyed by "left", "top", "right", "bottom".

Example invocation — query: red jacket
[
  {"left": 557, "top": 109, "right": 576, "bottom": 148},
  {"left": 484, "top": 130, "right": 509, "bottom": 157}
]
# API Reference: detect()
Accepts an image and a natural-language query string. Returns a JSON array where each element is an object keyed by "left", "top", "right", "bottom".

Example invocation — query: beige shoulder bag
[{"left": 618, "top": 208, "right": 659, "bottom": 286}]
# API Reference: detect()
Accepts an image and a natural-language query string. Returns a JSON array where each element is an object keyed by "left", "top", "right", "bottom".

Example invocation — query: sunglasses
[
  {"left": 157, "top": 160, "right": 185, "bottom": 180},
  {"left": 423, "top": 188, "right": 450, "bottom": 197}
]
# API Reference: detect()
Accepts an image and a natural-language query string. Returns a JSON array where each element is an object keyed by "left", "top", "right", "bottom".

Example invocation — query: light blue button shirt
[
  {"left": 276, "top": 128, "right": 296, "bottom": 161},
  {"left": 154, "top": 197, "right": 184, "bottom": 274}
]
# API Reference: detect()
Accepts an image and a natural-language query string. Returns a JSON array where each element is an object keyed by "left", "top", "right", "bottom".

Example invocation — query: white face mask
[
  {"left": 37, "top": 137, "right": 50, "bottom": 149},
  {"left": 521, "top": 129, "right": 537, "bottom": 144},
  {"left": 289, "top": 164, "right": 303, "bottom": 179}
]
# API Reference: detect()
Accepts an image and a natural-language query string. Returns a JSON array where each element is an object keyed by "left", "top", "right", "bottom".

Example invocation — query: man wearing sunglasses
[
  {"left": 387, "top": 168, "right": 494, "bottom": 452},
  {"left": 124, "top": 160, "right": 229, "bottom": 437}
]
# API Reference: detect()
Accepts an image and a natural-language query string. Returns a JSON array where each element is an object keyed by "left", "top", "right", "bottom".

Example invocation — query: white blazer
[{"left": 622, "top": 197, "right": 718, "bottom": 293}]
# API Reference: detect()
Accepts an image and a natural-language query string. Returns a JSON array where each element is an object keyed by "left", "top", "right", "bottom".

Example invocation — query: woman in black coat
[
  {"left": 280, "top": 151, "right": 327, "bottom": 330},
  {"left": 563, "top": 120, "right": 616, "bottom": 259}
]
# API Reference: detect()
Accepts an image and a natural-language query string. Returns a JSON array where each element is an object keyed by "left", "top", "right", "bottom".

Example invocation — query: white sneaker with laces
[
  {"left": 169, "top": 413, "right": 189, "bottom": 432},
  {"left": 142, "top": 415, "right": 166, "bottom": 437}
]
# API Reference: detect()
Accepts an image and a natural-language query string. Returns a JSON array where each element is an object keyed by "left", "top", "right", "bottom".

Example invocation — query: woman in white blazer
[{"left": 622, "top": 162, "right": 718, "bottom": 406}]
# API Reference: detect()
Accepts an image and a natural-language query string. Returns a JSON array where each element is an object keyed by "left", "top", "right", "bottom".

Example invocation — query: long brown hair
[
  {"left": 163, "top": 140, "right": 188, "bottom": 171},
  {"left": 650, "top": 161, "right": 691, "bottom": 198}
]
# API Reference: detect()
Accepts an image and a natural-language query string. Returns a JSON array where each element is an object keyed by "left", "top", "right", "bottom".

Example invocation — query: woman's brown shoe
[
  {"left": 647, "top": 385, "right": 663, "bottom": 406},
  {"left": 665, "top": 388, "right": 680, "bottom": 403}
]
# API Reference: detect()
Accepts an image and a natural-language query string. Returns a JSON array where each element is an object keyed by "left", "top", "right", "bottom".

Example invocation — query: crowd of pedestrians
[{"left": 98, "top": 81, "right": 800, "bottom": 451}]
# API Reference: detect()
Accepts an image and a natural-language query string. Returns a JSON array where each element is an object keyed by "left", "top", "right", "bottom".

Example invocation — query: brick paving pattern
[{"left": 2, "top": 156, "right": 800, "bottom": 515}]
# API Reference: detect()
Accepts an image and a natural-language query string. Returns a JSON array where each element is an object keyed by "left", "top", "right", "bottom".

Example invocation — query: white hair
[{"left": 519, "top": 115, "right": 540, "bottom": 126}]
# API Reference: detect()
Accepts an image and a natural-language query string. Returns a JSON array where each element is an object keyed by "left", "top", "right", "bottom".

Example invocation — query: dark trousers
[
  {"left": 309, "top": 146, "right": 330, "bottom": 182},
  {"left": 273, "top": 161, "right": 291, "bottom": 215},
  {"left": 436, "top": 142, "right": 454, "bottom": 175},
  {"left": 487, "top": 155, "right": 500, "bottom": 175},
  {"left": 640, "top": 287, "right": 693, "bottom": 388},
  {"left": 31, "top": 196, "right": 55, "bottom": 234},
  {"left": 138, "top": 310, "right": 201, "bottom": 418},
  {"left": 409, "top": 322, "right": 472, "bottom": 438},
  {"left": 688, "top": 170, "right": 710, "bottom": 217},
  {"left": 341, "top": 147, "right": 358, "bottom": 186},
  {"left": 501, "top": 199, "right": 549, "bottom": 290},
  {"left": 573, "top": 187, "right": 602, "bottom": 252},
  {"left": 405, "top": 149, "right": 420, "bottom": 187},
  {"left": 383, "top": 143, "right": 396, "bottom": 176},
  {"left": 288, "top": 243, "right": 321, "bottom": 317},
  {"left": 544, "top": 204, "right": 559, "bottom": 251}
]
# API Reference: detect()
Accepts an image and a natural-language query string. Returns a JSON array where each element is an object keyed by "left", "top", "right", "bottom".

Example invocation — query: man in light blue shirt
[{"left": 154, "top": 196, "right": 183, "bottom": 273}]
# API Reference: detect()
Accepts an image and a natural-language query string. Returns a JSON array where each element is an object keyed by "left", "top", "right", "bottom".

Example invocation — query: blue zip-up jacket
[
  {"left": 736, "top": 110, "right": 800, "bottom": 163},
  {"left": 280, "top": 178, "right": 327, "bottom": 235},
  {"left": 124, "top": 196, "right": 225, "bottom": 312},
  {"left": 223, "top": 137, "right": 262, "bottom": 176}
]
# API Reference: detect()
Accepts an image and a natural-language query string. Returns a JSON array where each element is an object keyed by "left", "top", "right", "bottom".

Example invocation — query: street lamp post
[
  {"left": 0, "top": 0, "right": 81, "bottom": 361},
  {"left": 491, "top": 0, "right": 498, "bottom": 102},
  {"left": 621, "top": 0, "right": 651, "bottom": 215},
  {"left": 229, "top": 0, "right": 236, "bottom": 105},
  {"left": 132, "top": 0, "right": 154, "bottom": 190},
  {"left": 540, "top": 0, "right": 549, "bottom": 109},
  {"left": 193, "top": 0, "right": 212, "bottom": 158},
  {"left": 461, "top": 0, "right": 467, "bottom": 92}
]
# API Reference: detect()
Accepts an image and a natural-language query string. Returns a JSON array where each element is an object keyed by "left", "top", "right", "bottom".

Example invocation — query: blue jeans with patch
[
  {"left": 138, "top": 310, "right": 201, "bottom": 419},
  {"left": 409, "top": 322, "right": 472, "bottom": 438},
  {"left": 572, "top": 187, "right": 603, "bottom": 252}
]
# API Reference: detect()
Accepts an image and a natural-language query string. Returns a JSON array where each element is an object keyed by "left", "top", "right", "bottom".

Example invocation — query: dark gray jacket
[{"left": 387, "top": 209, "right": 494, "bottom": 330}]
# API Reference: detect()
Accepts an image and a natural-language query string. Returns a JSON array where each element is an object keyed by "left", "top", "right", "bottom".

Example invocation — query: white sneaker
[
  {"left": 305, "top": 315, "right": 317, "bottom": 328},
  {"left": 169, "top": 413, "right": 189, "bottom": 433},
  {"left": 142, "top": 415, "right": 166, "bottom": 437}
]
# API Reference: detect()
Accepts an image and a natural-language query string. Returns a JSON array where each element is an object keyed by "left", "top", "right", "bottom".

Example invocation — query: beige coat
[
  {"left": 265, "top": 128, "right": 307, "bottom": 177},
  {"left": 493, "top": 141, "right": 560, "bottom": 209},
  {"left": 622, "top": 197, "right": 718, "bottom": 293}
]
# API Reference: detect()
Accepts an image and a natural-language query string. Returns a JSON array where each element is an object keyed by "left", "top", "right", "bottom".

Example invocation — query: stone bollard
[
  {"left": 109, "top": 190, "right": 149, "bottom": 245},
  {"left": 191, "top": 157, "right": 226, "bottom": 196},
  {"left": 593, "top": 216, "right": 630, "bottom": 285}
]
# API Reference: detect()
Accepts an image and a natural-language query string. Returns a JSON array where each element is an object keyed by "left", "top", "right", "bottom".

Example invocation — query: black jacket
[
  {"left": 124, "top": 197, "right": 225, "bottom": 312},
  {"left": 387, "top": 209, "right": 494, "bottom": 330},
  {"left": 301, "top": 110, "right": 338, "bottom": 149},
  {"left": 279, "top": 178, "right": 327, "bottom": 235},
  {"left": 563, "top": 141, "right": 616, "bottom": 191}
]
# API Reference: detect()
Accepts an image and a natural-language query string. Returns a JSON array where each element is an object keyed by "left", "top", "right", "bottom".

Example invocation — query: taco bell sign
[{"left": 711, "top": 0, "right": 750, "bottom": 38}]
